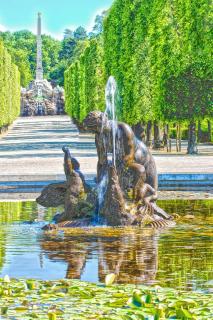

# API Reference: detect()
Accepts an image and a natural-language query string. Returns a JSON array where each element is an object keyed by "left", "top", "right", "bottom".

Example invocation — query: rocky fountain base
[
  {"left": 37, "top": 77, "right": 175, "bottom": 230},
  {"left": 37, "top": 118, "right": 174, "bottom": 229}
]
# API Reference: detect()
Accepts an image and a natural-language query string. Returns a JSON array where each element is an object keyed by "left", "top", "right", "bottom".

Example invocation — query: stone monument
[{"left": 21, "top": 13, "right": 65, "bottom": 116}]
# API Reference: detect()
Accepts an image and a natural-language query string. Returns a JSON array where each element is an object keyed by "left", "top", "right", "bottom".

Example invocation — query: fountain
[
  {"left": 37, "top": 77, "right": 175, "bottom": 229},
  {"left": 105, "top": 76, "right": 118, "bottom": 167}
]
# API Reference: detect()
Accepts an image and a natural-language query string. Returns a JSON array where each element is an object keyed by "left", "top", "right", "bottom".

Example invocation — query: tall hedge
[
  {"left": 65, "top": 0, "right": 212, "bottom": 126},
  {"left": 0, "top": 40, "right": 20, "bottom": 128},
  {"left": 104, "top": 0, "right": 212, "bottom": 125},
  {"left": 65, "top": 39, "right": 105, "bottom": 122}
]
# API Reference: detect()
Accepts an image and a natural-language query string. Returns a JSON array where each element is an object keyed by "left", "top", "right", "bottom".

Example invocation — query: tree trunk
[
  {"left": 187, "top": 121, "right": 198, "bottom": 154},
  {"left": 207, "top": 120, "right": 212, "bottom": 142},
  {"left": 153, "top": 121, "right": 161, "bottom": 149},
  {"left": 169, "top": 139, "right": 172, "bottom": 152},
  {"left": 176, "top": 123, "right": 182, "bottom": 152},
  {"left": 163, "top": 124, "right": 169, "bottom": 152},
  {"left": 167, "top": 124, "right": 170, "bottom": 152},
  {"left": 140, "top": 123, "right": 146, "bottom": 143},
  {"left": 178, "top": 124, "right": 182, "bottom": 152},
  {"left": 146, "top": 121, "right": 152, "bottom": 147},
  {"left": 176, "top": 124, "right": 179, "bottom": 152},
  {"left": 197, "top": 120, "right": 202, "bottom": 143}
]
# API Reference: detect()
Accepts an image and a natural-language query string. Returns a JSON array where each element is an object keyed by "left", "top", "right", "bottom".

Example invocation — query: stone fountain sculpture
[
  {"left": 38, "top": 77, "right": 174, "bottom": 229},
  {"left": 21, "top": 13, "right": 65, "bottom": 116}
]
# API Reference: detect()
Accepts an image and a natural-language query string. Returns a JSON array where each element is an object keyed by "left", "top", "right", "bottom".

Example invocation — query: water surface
[{"left": 0, "top": 200, "right": 212, "bottom": 292}]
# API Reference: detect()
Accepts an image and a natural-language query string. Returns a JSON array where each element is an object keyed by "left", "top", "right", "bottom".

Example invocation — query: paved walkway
[
  {"left": 0, "top": 116, "right": 96, "bottom": 181},
  {"left": 0, "top": 116, "right": 212, "bottom": 180}
]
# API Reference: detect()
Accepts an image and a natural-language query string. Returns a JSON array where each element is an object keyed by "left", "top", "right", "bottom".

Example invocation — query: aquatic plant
[{"left": 0, "top": 277, "right": 212, "bottom": 319}]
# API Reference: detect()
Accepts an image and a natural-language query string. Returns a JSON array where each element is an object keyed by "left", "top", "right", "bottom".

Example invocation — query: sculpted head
[{"left": 83, "top": 111, "right": 108, "bottom": 133}]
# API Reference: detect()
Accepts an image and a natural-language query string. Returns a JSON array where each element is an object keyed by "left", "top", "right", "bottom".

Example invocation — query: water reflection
[
  {"left": 0, "top": 200, "right": 212, "bottom": 291},
  {"left": 41, "top": 230, "right": 159, "bottom": 284}
]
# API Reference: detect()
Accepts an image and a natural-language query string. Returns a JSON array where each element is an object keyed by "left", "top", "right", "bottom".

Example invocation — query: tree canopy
[
  {"left": 0, "top": 30, "right": 61, "bottom": 86},
  {"left": 0, "top": 24, "right": 90, "bottom": 87},
  {"left": 64, "top": 0, "right": 212, "bottom": 128},
  {"left": 65, "top": 38, "right": 105, "bottom": 122},
  {"left": 0, "top": 40, "right": 20, "bottom": 128}
]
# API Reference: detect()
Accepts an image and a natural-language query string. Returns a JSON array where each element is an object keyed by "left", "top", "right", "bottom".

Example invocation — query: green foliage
[
  {"left": 104, "top": 0, "right": 212, "bottom": 125},
  {"left": 164, "top": 68, "right": 213, "bottom": 121},
  {"left": 57, "top": 38, "right": 89, "bottom": 86},
  {"left": 6, "top": 48, "right": 32, "bottom": 87},
  {"left": 90, "top": 10, "right": 108, "bottom": 38},
  {"left": 0, "top": 31, "right": 61, "bottom": 86},
  {"left": 0, "top": 30, "right": 35, "bottom": 86},
  {"left": 0, "top": 29, "right": 90, "bottom": 87},
  {"left": 0, "top": 278, "right": 212, "bottom": 319},
  {"left": 41, "top": 35, "right": 61, "bottom": 80},
  {"left": 59, "top": 37, "right": 77, "bottom": 60},
  {"left": 0, "top": 40, "right": 20, "bottom": 128},
  {"left": 65, "top": 0, "right": 212, "bottom": 126},
  {"left": 63, "top": 28, "right": 74, "bottom": 39},
  {"left": 73, "top": 26, "right": 87, "bottom": 40},
  {"left": 49, "top": 60, "right": 68, "bottom": 87},
  {"left": 65, "top": 38, "right": 105, "bottom": 122}
]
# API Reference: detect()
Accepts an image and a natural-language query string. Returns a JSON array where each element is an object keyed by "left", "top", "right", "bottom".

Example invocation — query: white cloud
[
  {"left": 47, "top": 31, "right": 64, "bottom": 40},
  {"left": 0, "top": 23, "right": 9, "bottom": 32}
]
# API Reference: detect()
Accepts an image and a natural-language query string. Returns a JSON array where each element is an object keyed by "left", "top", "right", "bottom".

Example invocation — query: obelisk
[{"left": 36, "top": 12, "right": 43, "bottom": 81}]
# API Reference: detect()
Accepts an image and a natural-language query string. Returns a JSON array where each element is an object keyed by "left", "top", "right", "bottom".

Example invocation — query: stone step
[
  {"left": 158, "top": 173, "right": 213, "bottom": 181},
  {"left": 0, "top": 174, "right": 212, "bottom": 193},
  {"left": 159, "top": 186, "right": 213, "bottom": 191},
  {"left": 159, "top": 173, "right": 213, "bottom": 191},
  {"left": 159, "top": 180, "right": 213, "bottom": 186}
]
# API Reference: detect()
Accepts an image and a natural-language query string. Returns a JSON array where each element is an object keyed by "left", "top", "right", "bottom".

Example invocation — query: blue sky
[{"left": 0, "top": 0, "right": 113, "bottom": 39}]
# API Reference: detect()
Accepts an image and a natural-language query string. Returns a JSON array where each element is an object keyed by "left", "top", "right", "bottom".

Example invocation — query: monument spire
[
  {"left": 36, "top": 12, "right": 43, "bottom": 81},
  {"left": 21, "top": 12, "right": 65, "bottom": 116}
]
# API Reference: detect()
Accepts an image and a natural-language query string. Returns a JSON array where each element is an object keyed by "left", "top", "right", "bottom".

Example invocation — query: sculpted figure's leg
[
  {"left": 127, "top": 162, "right": 159, "bottom": 220},
  {"left": 128, "top": 163, "right": 147, "bottom": 201}
]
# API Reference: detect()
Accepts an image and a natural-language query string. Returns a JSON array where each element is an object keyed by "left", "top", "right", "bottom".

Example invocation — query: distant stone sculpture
[
  {"left": 21, "top": 13, "right": 65, "bottom": 116},
  {"left": 21, "top": 80, "right": 65, "bottom": 116}
]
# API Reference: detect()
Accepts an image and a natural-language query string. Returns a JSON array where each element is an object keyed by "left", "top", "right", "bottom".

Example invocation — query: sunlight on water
[{"left": 0, "top": 200, "right": 212, "bottom": 292}]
